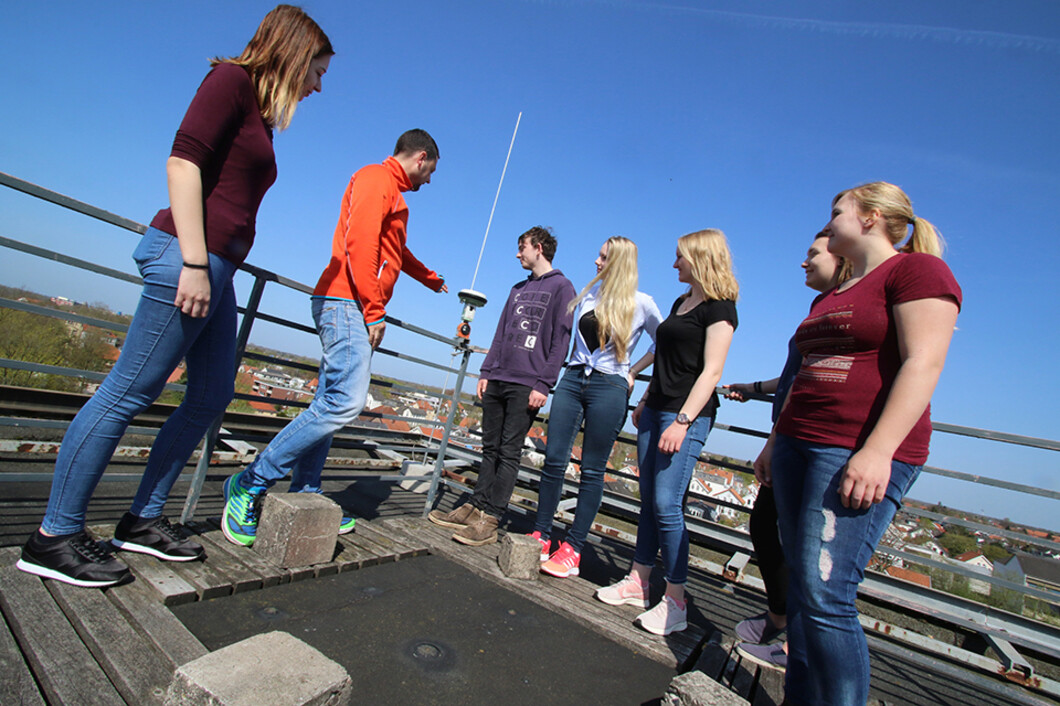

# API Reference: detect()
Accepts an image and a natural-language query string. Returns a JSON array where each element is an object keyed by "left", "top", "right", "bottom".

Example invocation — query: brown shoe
[
  {"left": 428, "top": 503, "right": 476, "bottom": 529},
  {"left": 452, "top": 509, "right": 499, "bottom": 546}
]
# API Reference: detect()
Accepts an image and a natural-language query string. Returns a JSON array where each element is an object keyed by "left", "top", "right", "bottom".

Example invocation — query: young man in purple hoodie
[{"left": 429, "top": 226, "right": 575, "bottom": 545}]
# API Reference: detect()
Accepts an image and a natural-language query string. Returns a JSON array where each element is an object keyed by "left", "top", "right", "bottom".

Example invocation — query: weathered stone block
[
  {"left": 398, "top": 460, "right": 432, "bottom": 493},
  {"left": 254, "top": 493, "right": 340, "bottom": 568},
  {"left": 663, "top": 671, "right": 748, "bottom": 706},
  {"left": 164, "top": 631, "right": 351, "bottom": 706},
  {"left": 497, "top": 533, "right": 539, "bottom": 580}
]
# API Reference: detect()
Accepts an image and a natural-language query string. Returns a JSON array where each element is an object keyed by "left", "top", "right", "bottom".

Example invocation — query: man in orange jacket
[{"left": 223, "top": 129, "right": 448, "bottom": 547}]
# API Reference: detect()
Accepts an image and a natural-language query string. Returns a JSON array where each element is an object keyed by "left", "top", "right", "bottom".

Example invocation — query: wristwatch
[{"left": 675, "top": 413, "right": 692, "bottom": 426}]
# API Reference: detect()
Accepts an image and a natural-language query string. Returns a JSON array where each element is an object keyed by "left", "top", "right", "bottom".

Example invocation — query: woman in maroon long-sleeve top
[{"left": 17, "top": 5, "right": 333, "bottom": 589}]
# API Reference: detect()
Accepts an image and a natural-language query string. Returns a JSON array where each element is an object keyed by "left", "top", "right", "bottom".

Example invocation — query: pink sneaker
[
  {"left": 528, "top": 531, "right": 550, "bottom": 561},
  {"left": 541, "top": 542, "right": 580, "bottom": 578},
  {"left": 595, "top": 573, "right": 649, "bottom": 608},
  {"left": 636, "top": 595, "right": 688, "bottom": 636}
]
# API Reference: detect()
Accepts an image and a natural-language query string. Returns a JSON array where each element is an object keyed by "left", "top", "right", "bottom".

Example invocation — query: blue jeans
[
  {"left": 770, "top": 434, "right": 921, "bottom": 706},
  {"left": 42, "top": 227, "right": 237, "bottom": 534},
  {"left": 241, "top": 298, "right": 372, "bottom": 491},
  {"left": 633, "top": 406, "right": 713, "bottom": 585},
  {"left": 470, "top": 380, "right": 537, "bottom": 517},
  {"left": 533, "top": 367, "right": 629, "bottom": 552}
]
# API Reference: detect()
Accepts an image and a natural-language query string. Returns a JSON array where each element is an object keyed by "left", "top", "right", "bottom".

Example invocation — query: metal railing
[
  {"left": 0, "top": 170, "right": 478, "bottom": 524},
  {"left": 2, "top": 170, "right": 1059, "bottom": 697}
]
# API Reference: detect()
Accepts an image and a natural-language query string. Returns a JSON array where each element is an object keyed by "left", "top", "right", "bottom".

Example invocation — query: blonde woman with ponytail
[
  {"left": 762, "top": 182, "right": 962, "bottom": 705},
  {"left": 17, "top": 5, "right": 333, "bottom": 589},
  {"left": 530, "top": 237, "right": 662, "bottom": 579}
]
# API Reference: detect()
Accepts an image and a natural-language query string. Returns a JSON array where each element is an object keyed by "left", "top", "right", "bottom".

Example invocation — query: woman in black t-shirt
[{"left": 596, "top": 229, "right": 738, "bottom": 636}]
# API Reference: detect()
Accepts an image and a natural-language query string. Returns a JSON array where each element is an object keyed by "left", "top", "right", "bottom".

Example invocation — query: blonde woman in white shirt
[{"left": 529, "top": 236, "right": 662, "bottom": 578}]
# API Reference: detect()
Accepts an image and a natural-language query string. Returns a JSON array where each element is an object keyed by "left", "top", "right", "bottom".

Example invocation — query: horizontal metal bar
[
  {"left": 0, "top": 359, "right": 183, "bottom": 392},
  {"left": 373, "top": 345, "right": 466, "bottom": 375},
  {"left": 0, "top": 234, "right": 143, "bottom": 285},
  {"left": 880, "top": 546, "right": 1060, "bottom": 604},
  {"left": 932, "top": 421, "right": 1060, "bottom": 452},
  {"left": 901, "top": 505, "right": 1060, "bottom": 553},
  {"left": 920, "top": 463, "right": 1060, "bottom": 501},
  {"left": 0, "top": 172, "right": 147, "bottom": 234},
  {"left": 382, "top": 314, "right": 463, "bottom": 346},
  {"left": 0, "top": 296, "right": 131, "bottom": 334}
]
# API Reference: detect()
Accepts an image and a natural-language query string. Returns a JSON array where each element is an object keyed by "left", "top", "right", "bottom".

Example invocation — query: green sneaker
[
  {"left": 222, "top": 471, "right": 267, "bottom": 547},
  {"left": 338, "top": 516, "right": 357, "bottom": 535},
  {"left": 295, "top": 488, "right": 355, "bottom": 535}
]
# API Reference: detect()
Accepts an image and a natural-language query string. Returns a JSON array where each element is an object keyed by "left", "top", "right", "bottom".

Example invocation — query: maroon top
[
  {"left": 777, "top": 253, "right": 962, "bottom": 464},
  {"left": 150, "top": 63, "right": 277, "bottom": 266}
]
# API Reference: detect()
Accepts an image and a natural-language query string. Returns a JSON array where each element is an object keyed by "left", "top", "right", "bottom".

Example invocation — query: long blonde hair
[
  {"left": 835, "top": 182, "right": 945, "bottom": 257},
  {"left": 213, "top": 4, "right": 333, "bottom": 131},
  {"left": 568, "top": 236, "right": 639, "bottom": 363},
  {"left": 678, "top": 229, "right": 739, "bottom": 301}
]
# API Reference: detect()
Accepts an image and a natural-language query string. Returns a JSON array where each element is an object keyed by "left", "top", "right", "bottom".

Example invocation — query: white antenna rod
[{"left": 470, "top": 111, "right": 522, "bottom": 291}]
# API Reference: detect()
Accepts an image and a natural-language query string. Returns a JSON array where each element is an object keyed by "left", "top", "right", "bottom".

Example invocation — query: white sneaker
[
  {"left": 595, "top": 574, "right": 649, "bottom": 608},
  {"left": 636, "top": 596, "right": 688, "bottom": 636}
]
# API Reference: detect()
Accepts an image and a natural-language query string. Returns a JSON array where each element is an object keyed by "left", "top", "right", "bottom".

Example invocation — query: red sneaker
[
  {"left": 528, "top": 531, "right": 550, "bottom": 561},
  {"left": 541, "top": 541, "right": 580, "bottom": 578}
]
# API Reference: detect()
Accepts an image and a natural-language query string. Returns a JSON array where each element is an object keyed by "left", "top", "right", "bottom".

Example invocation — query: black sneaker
[
  {"left": 112, "top": 513, "right": 206, "bottom": 562},
  {"left": 17, "top": 531, "right": 133, "bottom": 588}
]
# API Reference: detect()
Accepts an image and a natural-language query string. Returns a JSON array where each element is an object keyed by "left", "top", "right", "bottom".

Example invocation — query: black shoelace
[
  {"left": 70, "top": 533, "right": 114, "bottom": 564},
  {"left": 149, "top": 516, "right": 185, "bottom": 542}
]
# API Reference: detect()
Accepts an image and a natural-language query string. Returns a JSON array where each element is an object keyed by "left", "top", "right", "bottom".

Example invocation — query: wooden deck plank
[
  {"left": 333, "top": 533, "right": 383, "bottom": 571},
  {"left": 183, "top": 530, "right": 263, "bottom": 594},
  {"left": 0, "top": 552, "right": 124, "bottom": 706},
  {"left": 85, "top": 524, "right": 198, "bottom": 606},
  {"left": 201, "top": 519, "right": 292, "bottom": 587},
  {"left": 340, "top": 527, "right": 400, "bottom": 566},
  {"left": 49, "top": 580, "right": 173, "bottom": 705},
  {"left": 0, "top": 552, "right": 46, "bottom": 706},
  {"left": 106, "top": 577, "right": 207, "bottom": 671},
  {"left": 353, "top": 519, "right": 430, "bottom": 559}
]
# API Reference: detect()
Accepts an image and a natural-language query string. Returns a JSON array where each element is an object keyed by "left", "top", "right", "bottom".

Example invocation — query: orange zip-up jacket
[{"left": 313, "top": 156, "right": 444, "bottom": 325}]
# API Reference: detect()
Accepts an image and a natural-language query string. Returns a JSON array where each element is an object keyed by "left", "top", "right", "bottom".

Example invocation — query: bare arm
[
  {"left": 723, "top": 377, "right": 780, "bottom": 402},
  {"left": 658, "top": 320, "right": 734, "bottom": 454},
  {"left": 166, "top": 156, "right": 211, "bottom": 318},
  {"left": 838, "top": 297, "right": 959, "bottom": 509}
]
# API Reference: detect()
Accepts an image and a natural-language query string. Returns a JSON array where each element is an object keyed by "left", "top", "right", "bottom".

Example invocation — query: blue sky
[{"left": 1, "top": 1, "right": 1058, "bottom": 530}]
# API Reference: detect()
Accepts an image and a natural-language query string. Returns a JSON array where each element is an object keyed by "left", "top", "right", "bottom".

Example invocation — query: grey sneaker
[
  {"left": 735, "top": 611, "right": 786, "bottom": 644},
  {"left": 736, "top": 641, "right": 787, "bottom": 671}
]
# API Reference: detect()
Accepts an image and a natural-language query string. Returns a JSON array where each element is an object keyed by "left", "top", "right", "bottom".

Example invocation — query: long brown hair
[{"left": 213, "top": 4, "right": 333, "bottom": 131}]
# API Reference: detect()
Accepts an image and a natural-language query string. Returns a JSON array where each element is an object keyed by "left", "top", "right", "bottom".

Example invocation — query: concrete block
[
  {"left": 398, "top": 460, "right": 432, "bottom": 493},
  {"left": 164, "top": 631, "right": 351, "bottom": 706},
  {"left": 497, "top": 533, "right": 540, "bottom": 580},
  {"left": 254, "top": 494, "right": 341, "bottom": 568},
  {"left": 663, "top": 671, "right": 748, "bottom": 706}
]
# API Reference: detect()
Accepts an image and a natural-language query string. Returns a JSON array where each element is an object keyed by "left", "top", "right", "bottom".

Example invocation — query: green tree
[{"left": 0, "top": 309, "right": 109, "bottom": 391}]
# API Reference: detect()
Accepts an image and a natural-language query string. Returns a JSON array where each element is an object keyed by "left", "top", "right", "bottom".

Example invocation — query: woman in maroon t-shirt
[
  {"left": 18, "top": 6, "right": 334, "bottom": 590},
  {"left": 762, "top": 182, "right": 962, "bottom": 705}
]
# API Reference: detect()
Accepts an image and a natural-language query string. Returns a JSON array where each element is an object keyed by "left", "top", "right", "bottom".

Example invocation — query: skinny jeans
[
  {"left": 470, "top": 380, "right": 537, "bottom": 518},
  {"left": 633, "top": 406, "right": 713, "bottom": 585},
  {"left": 42, "top": 228, "right": 237, "bottom": 534},
  {"left": 240, "top": 298, "right": 372, "bottom": 492},
  {"left": 533, "top": 366, "right": 630, "bottom": 552},
  {"left": 771, "top": 433, "right": 921, "bottom": 706}
]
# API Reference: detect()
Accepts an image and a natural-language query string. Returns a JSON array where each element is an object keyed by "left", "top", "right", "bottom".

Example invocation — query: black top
[
  {"left": 645, "top": 296, "right": 738, "bottom": 418},
  {"left": 577, "top": 310, "right": 601, "bottom": 353}
]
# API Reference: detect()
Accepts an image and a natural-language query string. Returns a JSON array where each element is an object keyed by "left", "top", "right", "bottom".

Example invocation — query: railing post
[
  {"left": 422, "top": 343, "right": 473, "bottom": 515},
  {"left": 180, "top": 274, "right": 268, "bottom": 524}
]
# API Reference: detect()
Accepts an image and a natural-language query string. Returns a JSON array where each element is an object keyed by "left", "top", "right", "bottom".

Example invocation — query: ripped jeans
[{"left": 770, "top": 434, "right": 920, "bottom": 706}]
